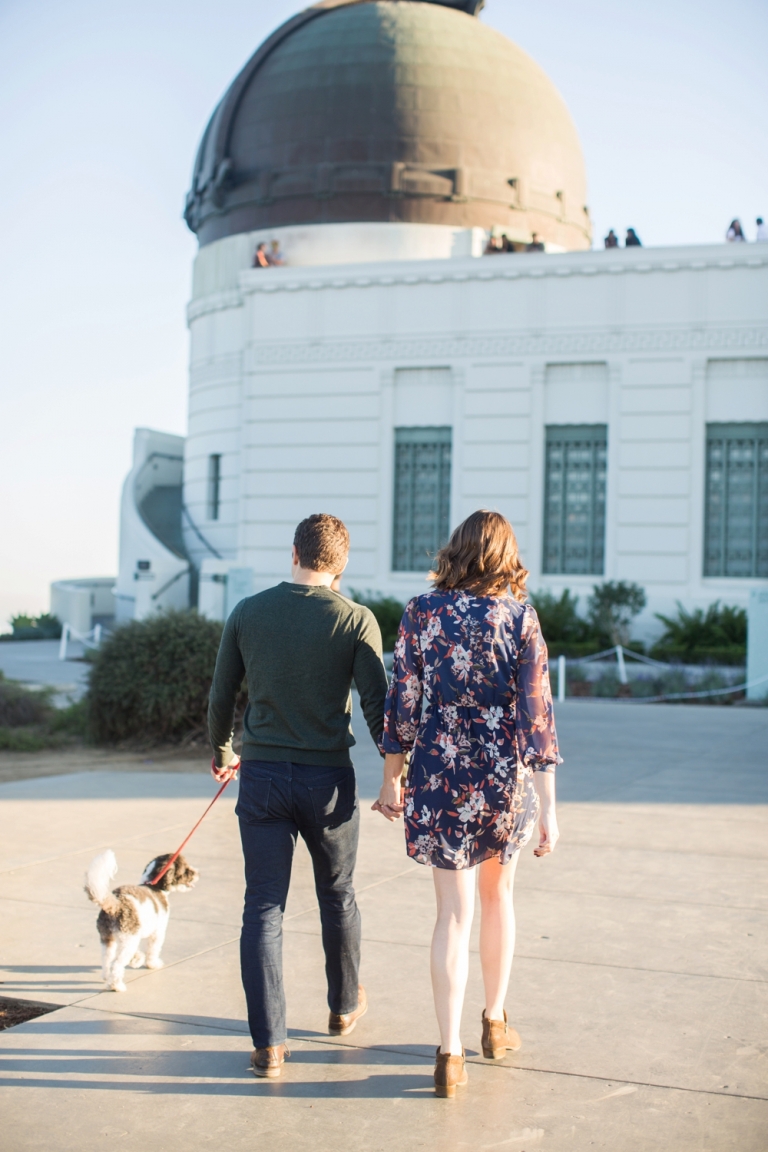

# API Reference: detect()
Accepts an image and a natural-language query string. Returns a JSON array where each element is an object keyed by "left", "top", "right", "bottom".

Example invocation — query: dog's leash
[{"left": 149, "top": 761, "right": 235, "bottom": 886}]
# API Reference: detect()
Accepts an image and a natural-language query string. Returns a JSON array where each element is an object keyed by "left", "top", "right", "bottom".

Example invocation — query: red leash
[{"left": 149, "top": 761, "right": 235, "bottom": 886}]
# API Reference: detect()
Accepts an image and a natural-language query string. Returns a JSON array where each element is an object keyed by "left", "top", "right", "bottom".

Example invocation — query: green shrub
[
  {"left": 2, "top": 613, "right": 62, "bottom": 641},
  {"left": 349, "top": 592, "right": 406, "bottom": 650},
  {"left": 87, "top": 611, "right": 223, "bottom": 744},
  {"left": 586, "top": 582, "right": 646, "bottom": 647},
  {"left": 0, "top": 676, "right": 53, "bottom": 727},
  {"left": 528, "top": 589, "right": 593, "bottom": 655},
  {"left": 530, "top": 586, "right": 647, "bottom": 657},
  {"left": 651, "top": 602, "right": 747, "bottom": 665}
]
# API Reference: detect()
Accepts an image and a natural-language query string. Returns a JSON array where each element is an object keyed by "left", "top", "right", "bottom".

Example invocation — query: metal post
[
  {"left": 557, "top": 654, "right": 566, "bottom": 702},
  {"left": 616, "top": 645, "right": 628, "bottom": 685},
  {"left": 58, "top": 623, "right": 69, "bottom": 661}
]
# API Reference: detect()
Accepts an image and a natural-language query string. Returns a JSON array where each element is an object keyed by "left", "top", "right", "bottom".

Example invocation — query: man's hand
[
  {"left": 371, "top": 775, "right": 404, "bottom": 822},
  {"left": 211, "top": 755, "right": 240, "bottom": 783}
]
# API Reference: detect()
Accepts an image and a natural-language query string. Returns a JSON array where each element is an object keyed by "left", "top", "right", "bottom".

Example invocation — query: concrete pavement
[
  {"left": 0, "top": 701, "right": 766, "bottom": 1151},
  {"left": 0, "top": 639, "right": 90, "bottom": 703}
]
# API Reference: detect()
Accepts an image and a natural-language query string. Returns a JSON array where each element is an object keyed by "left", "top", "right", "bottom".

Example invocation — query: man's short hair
[{"left": 293, "top": 514, "right": 350, "bottom": 574}]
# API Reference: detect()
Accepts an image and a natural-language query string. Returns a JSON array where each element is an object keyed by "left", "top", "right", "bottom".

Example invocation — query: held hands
[
  {"left": 211, "top": 755, "right": 240, "bottom": 783},
  {"left": 372, "top": 752, "right": 407, "bottom": 822},
  {"left": 371, "top": 776, "right": 405, "bottom": 822}
]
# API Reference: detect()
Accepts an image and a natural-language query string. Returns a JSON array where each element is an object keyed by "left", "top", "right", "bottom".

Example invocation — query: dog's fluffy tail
[{"left": 84, "top": 850, "right": 120, "bottom": 915}]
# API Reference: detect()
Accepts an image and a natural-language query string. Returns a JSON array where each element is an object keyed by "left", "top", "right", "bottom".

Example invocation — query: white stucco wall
[{"left": 184, "top": 238, "right": 768, "bottom": 641}]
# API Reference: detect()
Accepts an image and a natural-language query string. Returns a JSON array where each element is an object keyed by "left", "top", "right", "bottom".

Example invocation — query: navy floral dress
[{"left": 380, "top": 590, "right": 561, "bottom": 870}]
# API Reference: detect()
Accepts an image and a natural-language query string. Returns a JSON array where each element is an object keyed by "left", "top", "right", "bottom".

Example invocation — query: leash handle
[{"left": 149, "top": 774, "right": 233, "bottom": 886}]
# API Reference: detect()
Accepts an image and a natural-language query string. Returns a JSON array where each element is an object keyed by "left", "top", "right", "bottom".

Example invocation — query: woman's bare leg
[
  {"left": 478, "top": 852, "right": 520, "bottom": 1020},
  {"left": 431, "top": 867, "right": 476, "bottom": 1055}
]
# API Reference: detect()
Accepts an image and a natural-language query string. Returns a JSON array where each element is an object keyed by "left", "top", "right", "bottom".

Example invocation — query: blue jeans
[{"left": 235, "top": 759, "right": 361, "bottom": 1049}]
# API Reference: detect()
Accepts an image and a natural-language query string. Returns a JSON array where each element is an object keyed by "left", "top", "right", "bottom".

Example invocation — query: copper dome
[{"left": 185, "top": 0, "right": 591, "bottom": 249}]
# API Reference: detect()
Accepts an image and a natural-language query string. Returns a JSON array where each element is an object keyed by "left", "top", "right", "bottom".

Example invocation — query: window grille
[
  {"left": 704, "top": 423, "right": 768, "bottom": 577},
  {"left": 392, "top": 427, "right": 452, "bottom": 571},
  {"left": 543, "top": 425, "right": 607, "bottom": 575},
  {"left": 207, "top": 454, "right": 221, "bottom": 521}
]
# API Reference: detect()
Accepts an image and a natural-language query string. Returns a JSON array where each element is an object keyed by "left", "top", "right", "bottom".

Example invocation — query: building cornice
[
  {"left": 236, "top": 243, "right": 768, "bottom": 298},
  {"left": 239, "top": 324, "right": 768, "bottom": 368}
]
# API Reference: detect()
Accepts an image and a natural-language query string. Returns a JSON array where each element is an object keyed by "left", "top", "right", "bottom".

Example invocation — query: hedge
[{"left": 87, "top": 611, "right": 223, "bottom": 744}]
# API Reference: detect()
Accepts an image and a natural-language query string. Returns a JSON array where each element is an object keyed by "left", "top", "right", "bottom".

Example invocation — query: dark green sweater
[{"left": 208, "top": 582, "right": 389, "bottom": 769}]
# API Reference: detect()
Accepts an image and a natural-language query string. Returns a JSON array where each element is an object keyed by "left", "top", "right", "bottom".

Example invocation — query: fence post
[
  {"left": 94, "top": 624, "right": 102, "bottom": 647},
  {"left": 58, "top": 623, "right": 70, "bottom": 661},
  {"left": 557, "top": 654, "right": 566, "bottom": 702},
  {"left": 616, "top": 645, "right": 628, "bottom": 684}
]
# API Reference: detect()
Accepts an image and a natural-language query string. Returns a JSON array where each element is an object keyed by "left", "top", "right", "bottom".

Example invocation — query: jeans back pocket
[
  {"left": 307, "top": 774, "right": 355, "bottom": 828},
  {"left": 235, "top": 768, "right": 273, "bottom": 824}
]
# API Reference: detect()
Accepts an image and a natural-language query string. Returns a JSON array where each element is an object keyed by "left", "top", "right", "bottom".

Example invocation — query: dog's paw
[
  {"left": 128, "top": 952, "right": 146, "bottom": 969},
  {"left": 109, "top": 981, "right": 127, "bottom": 993},
  {"left": 146, "top": 957, "right": 164, "bottom": 970}
]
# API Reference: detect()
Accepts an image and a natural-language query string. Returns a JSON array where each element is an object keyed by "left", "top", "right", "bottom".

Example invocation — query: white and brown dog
[{"left": 84, "top": 850, "right": 198, "bottom": 992}]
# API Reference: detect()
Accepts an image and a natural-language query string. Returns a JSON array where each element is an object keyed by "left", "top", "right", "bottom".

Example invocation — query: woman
[
  {"left": 726, "top": 219, "right": 746, "bottom": 242},
  {"left": 374, "top": 510, "right": 560, "bottom": 1098}
]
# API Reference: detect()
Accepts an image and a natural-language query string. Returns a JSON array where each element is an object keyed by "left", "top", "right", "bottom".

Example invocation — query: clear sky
[{"left": 1, "top": 0, "right": 766, "bottom": 628}]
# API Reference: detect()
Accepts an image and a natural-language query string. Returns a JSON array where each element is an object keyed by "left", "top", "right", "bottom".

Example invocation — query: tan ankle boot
[
  {"left": 434, "top": 1047, "right": 469, "bottom": 1098},
  {"left": 481, "top": 1010, "right": 521, "bottom": 1059}
]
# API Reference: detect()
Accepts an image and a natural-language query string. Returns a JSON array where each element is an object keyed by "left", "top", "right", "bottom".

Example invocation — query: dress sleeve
[
  {"left": 379, "top": 598, "right": 424, "bottom": 755},
  {"left": 515, "top": 605, "right": 562, "bottom": 773}
]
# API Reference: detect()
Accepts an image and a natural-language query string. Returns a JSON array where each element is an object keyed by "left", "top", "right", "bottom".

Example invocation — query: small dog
[{"left": 84, "top": 850, "right": 198, "bottom": 992}]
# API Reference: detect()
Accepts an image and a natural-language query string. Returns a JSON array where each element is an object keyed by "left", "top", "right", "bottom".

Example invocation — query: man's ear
[
  {"left": 338, "top": 553, "right": 350, "bottom": 574},
  {"left": 291, "top": 545, "right": 299, "bottom": 567}
]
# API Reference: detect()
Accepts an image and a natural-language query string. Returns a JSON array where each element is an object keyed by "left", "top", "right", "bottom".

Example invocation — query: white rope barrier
[
  {"left": 554, "top": 646, "right": 768, "bottom": 704},
  {"left": 58, "top": 623, "right": 102, "bottom": 660}
]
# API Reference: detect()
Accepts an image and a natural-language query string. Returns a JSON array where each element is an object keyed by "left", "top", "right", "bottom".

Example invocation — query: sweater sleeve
[
  {"left": 351, "top": 607, "right": 389, "bottom": 752},
  {"left": 208, "top": 606, "right": 246, "bottom": 769}
]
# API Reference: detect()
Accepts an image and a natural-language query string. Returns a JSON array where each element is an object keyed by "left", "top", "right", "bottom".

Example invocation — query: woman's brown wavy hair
[{"left": 430, "top": 510, "right": 529, "bottom": 601}]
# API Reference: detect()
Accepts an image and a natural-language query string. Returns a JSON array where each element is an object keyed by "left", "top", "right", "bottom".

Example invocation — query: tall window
[
  {"left": 392, "top": 427, "right": 452, "bottom": 571},
  {"left": 704, "top": 423, "right": 768, "bottom": 577},
  {"left": 543, "top": 425, "right": 607, "bottom": 575},
  {"left": 207, "top": 454, "right": 221, "bottom": 521}
]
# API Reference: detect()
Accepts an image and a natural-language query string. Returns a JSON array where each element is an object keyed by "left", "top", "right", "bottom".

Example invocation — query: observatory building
[{"left": 114, "top": 0, "right": 768, "bottom": 638}]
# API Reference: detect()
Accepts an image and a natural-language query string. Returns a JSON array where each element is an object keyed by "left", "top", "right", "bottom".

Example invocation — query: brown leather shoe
[
  {"left": 328, "top": 985, "right": 368, "bottom": 1036},
  {"left": 434, "top": 1047, "right": 469, "bottom": 1098},
  {"left": 481, "top": 1009, "right": 521, "bottom": 1059},
  {"left": 250, "top": 1044, "right": 290, "bottom": 1078}
]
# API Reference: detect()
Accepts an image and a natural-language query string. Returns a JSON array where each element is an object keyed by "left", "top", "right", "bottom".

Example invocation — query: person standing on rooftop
[
  {"left": 625, "top": 227, "right": 642, "bottom": 247},
  {"left": 208, "top": 514, "right": 388, "bottom": 1080},
  {"left": 252, "top": 242, "right": 270, "bottom": 267},
  {"left": 374, "top": 511, "right": 561, "bottom": 1098},
  {"left": 604, "top": 229, "right": 619, "bottom": 248},
  {"left": 756, "top": 218, "right": 767, "bottom": 242},
  {"left": 726, "top": 219, "right": 746, "bottom": 242}
]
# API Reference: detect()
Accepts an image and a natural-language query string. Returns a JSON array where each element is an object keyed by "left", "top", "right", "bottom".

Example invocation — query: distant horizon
[{"left": 1, "top": 0, "right": 766, "bottom": 626}]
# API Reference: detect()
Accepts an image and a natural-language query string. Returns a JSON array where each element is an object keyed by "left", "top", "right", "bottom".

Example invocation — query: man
[
  {"left": 756, "top": 217, "right": 767, "bottom": 243},
  {"left": 526, "top": 232, "right": 545, "bottom": 252},
  {"left": 625, "top": 227, "right": 642, "bottom": 247},
  {"left": 208, "top": 514, "right": 388, "bottom": 1079},
  {"left": 604, "top": 229, "right": 619, "bottom": 249}
]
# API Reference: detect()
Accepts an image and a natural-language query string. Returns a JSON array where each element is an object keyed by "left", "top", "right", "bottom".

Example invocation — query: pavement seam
[
  {"left": 280, "top": 928, "right": 768, "bottom": 985},
  {"left": 16, "top": 1003, "right": 768, "bottom": 1104},
  {"left": 516, "top": 885, "right": 768, "bottom": 912}
]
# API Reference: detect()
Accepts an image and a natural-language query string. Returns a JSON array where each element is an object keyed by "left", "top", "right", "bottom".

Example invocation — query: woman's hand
[
  {"left": 534, "top": 805, "right": 559, "bottom": 856},
  {"left": 211, "top": 754, "right": 240, "bottom": 783},
  {"left": 372, "top": 753, "right": 406, "bottom": 821},
  {"left": 532, "top": 767, "right": 559, "bottom": 857}
]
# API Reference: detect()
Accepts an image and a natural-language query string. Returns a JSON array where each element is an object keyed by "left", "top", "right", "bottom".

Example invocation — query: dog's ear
[{"left": 141, "top": 855, "right": 174, "bottom": 889}]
